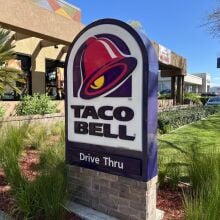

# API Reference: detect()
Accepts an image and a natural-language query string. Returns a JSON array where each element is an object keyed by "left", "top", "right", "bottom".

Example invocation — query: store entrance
[{"left": 45, "top": 59, "right": 65, "bottom": 100}]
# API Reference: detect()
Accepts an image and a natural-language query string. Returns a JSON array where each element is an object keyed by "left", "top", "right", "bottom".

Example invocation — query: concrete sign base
[{"left": 68, "top": 166, "right": 158, "bottom": 220}]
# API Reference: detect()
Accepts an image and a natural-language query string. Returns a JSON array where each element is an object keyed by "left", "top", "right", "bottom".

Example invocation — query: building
[
  {"left": 159, "top": 72, "right": 211, "bottom": 94},
  {"left": 152, "top": 42, "right": 186, "bottom": 104},
  {"left": 0, "top": 0, "right": 83, "bottom": 100},
  {"left": 184, "top": 74, "right": 203, "bottom": 93},
  {"left": 192, "top": 73, "right": 211, "bottom": 93},
  {"left": 0, "top": 0, "right": 187, "bottom": 104},
  {"left": 210, "top": 86, "right": 220, "bottom": 94}
]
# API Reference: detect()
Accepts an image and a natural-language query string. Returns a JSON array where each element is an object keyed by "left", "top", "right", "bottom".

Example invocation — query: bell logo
[{"left": 73, "top": 34, "right": 137, "bottom": 99}]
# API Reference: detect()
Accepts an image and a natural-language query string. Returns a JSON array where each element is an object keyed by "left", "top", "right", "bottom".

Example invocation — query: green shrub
[
  {"left": 184, "top": 93, "right": 202, "bottom": 105},
  {"left": 183, "top": 148, "right": 220, "bottom": 220},
  {"left": 158, "top": 119, "right": 220, "bottom": 219},
  {"left": 159, "top": 143, "right": 220, "bottom": 219},
  {"left": 12, "top": 160, "right": 67, "bottom": 220},
  {"left": 0, "top": 104, "right": 5, "bottom": 117},
  {"left": 158, "top": 106, "right": 219, "bottom": 134},
  {"left": 24, "top": 124, "right": 49, "bottom": 149},
  {"left": 158, "top": 94, "right": 171, "bottom": 99},
  {"left": 0, "top": 125, "right": 28, "bottom": 187},
  {"left": 0, "top": 124, "right": 67, "bottom": 220},
  {"left": 16, "top": 93, "right": 58, "bottom": 116},
  {"left": 200, "top": 96, "right": 209, "bottom": 105},
  {"left": 50, "top": 122, "right": 65, "bottom": 145},
  {"left": 158, "top": 152, "right": 188, "bottom": 189}
]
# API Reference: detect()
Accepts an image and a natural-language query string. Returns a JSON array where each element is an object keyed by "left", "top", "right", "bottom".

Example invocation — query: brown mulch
[
  {"left": 157, "top": 187, "right": 185, "bottom": 219},
  {"left": 0, "top": 150, "right": 80, "bottom": 220},
  {"left": 19, "top": 149, "right": 40, "bottom": 181},
  {"left": 0, "top": 168, "right": 13, "bottom": 213},
  {"left": 0, "top": 149, "right": 185, "bottom": 219}
]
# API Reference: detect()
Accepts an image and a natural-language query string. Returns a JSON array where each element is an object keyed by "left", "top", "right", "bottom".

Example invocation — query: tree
[
  {"left": 129, "top": 20, "right": 143, "bottom": 29},
  {"left": 0, "top": 29, "right": 23, "bottom": 95},
  {"left": 128, "top": 20, "right": 145, "bottom": 33},
  {"left": 206, "top": 1, "right": 220, "bottom": 39}
]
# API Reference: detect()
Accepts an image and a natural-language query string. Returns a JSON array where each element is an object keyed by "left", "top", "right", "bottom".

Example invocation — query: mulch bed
[
  {"left": 0, "top": 149, "right": 185, "bottom": 219},
  {"left": 157, "top": 187, "right": 184, "bottom": 219},
  {"left": 0, "top": 168, "right": 13, "bottom": 213}
]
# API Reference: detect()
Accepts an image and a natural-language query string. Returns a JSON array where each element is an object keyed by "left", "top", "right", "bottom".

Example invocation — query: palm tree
[{"left": 0, "top": 29, "right": 23, "bottom": 95}]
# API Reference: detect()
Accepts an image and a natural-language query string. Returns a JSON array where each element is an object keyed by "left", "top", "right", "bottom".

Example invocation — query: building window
[
  {"left": 17, "top": 54, "right": 32, "bottom": 96},
  {"left": 45, "top": 59, "right": 64, "bottom": 100},
  {"left": 1, "top": 54, "right": 31, "bottom": 100}
]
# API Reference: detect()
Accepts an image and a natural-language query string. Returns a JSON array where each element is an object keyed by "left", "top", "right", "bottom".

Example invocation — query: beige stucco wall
[
  {"left": 14, "top": 36, "right": 66, "bottom": 64},
  {"left": 0, "top": 0, "right": 84, "bottom": 45},
  {"left": 14, "top": 36, "right": 66, "bottom": 94},
  {"left": 0, "top": 0, "right": 83, "bottom": 95}
]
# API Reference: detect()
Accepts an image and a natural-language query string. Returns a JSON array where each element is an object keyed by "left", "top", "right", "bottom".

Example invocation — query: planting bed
[
  {"left": 0, "top": 150, "right": 184, "bottom": 220},
  {"left": 0, "top": 150, "right": 80, "bottom": 220},
  {"left": 157, "top": 188, "right": 184, "bottom": 220}
]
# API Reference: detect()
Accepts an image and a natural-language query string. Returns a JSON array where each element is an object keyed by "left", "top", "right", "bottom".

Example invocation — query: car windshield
[{"left": 208, "top": 97, "right": 220, "bottom": 102}]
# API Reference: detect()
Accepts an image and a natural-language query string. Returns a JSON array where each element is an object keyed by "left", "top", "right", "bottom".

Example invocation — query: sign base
[{"left": 68, "top": 165, "right": 158, "bottom": 220}]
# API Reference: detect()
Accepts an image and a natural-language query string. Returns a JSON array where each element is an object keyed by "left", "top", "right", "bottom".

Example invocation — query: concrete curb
[
  {"left": 156, "top": 209, "right": 164, "bottom": 220},
  {"left": 65, "top": 201, "right": 164, "bottom": 220},
  {"left": 65, "top": 201, "right": 118, "bottom": 220},
  {"left": 0, "top": 211, "right": 13, "bottom": 220}
]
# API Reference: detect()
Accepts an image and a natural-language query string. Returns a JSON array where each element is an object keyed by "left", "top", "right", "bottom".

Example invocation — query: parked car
[
  {"left": 201, "top": 92, "right": 218, "bottom": 97},
  {"left": 160, "top": 89, "right": 171, "bottom": 95},
  {"left": 205, "top": 96, "right": 220, "bottom": 106}
]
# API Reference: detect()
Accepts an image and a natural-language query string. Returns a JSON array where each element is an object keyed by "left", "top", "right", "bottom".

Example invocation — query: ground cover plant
[
  {"left": 184, "top": 92, "right": 202, "bottom": 105},
  {"left": 158, "top": 106, "right": 219, "bottom": 134},
  {"left": 0, "top": 122, "right": 68, "bottom": 220},
  {"left": 158, "top": 112, "right": 220, "bottom": 219},
  {"left": 16, "top": 93, "right": 58, "bottom": 116},
  {"left": 1, "top": 111, "right": 220, "bottom": 219},
  {"left": 183, "top": 150, "right": 220, "bottom": 220},
  {"left": 0, "top": 104, "right": 4, "bottom": 117}
]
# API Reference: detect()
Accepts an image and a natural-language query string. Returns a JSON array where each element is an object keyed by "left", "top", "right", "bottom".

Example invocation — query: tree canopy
[
  {"left": 206, "top": 2, "right": 220, "bottom": 39},
  {"left": 0, "top": 29, "right": 23, "bottom": 95}
]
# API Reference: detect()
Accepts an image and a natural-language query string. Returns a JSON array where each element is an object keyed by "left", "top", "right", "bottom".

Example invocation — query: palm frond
[{"left": 0, "top": 28, "right": 23, "bottom": 95}]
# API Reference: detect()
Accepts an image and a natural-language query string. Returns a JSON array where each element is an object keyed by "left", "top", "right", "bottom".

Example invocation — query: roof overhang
[{"left": 0, "top": 0, "right": 84, "bottom": 45}]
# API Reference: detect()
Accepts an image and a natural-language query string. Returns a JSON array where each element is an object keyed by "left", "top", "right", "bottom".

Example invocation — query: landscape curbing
[
  {"left": 0, "top": 211, "right": 13, "bottom": 220},
  {"left": 0, "top": 113, "right": 64, "bottom": 128},
  {"left": 65, "top": 201, "right": 164, "bottom": 220},
  {"left": 65, "top": 201, "right": 118, "bottom": 220}
]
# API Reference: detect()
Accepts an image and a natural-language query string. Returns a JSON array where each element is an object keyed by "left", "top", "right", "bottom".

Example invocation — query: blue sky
[{"left": 70, "top": 0, "right": 220, "bottom": 87}]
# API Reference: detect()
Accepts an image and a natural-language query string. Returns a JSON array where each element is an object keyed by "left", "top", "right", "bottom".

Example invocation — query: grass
[
  {"left": 0, "top": 104, "right": 5, "bottom": 117},
  {"left": 158, "top": 112, "right": 220, "bottom": 219},
  {"left": 1, "top": 112, "right": 220, "bottom": 219},
  {"left": 0, "top": 122, "right": 67, "bottom": 220},
  {"left": 159, "top": 112, "right": 220, "bottom": 157},
  {"left": 158, "top": 113, "right": 220, "bottom": 187},
  {"left": 183, "top": 151, "right": 220, "bottom": 220}
]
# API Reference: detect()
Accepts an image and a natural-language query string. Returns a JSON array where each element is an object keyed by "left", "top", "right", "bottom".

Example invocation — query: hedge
[{"left": 158, "top": 106, "right": 219, "bottom": 134}]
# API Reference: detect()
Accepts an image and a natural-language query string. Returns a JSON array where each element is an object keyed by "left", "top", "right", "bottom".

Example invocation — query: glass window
[{"left": 46, "top": 60, "right": 64, "bottom": 100}]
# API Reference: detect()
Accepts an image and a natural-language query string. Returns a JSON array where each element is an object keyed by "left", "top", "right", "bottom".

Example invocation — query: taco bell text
[{"left": 71, "top": 105, "right": 135, "bottom": 141}]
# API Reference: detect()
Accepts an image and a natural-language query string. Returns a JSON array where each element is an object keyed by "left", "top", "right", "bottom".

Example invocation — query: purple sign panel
[{"left": 65, "top": 19, "right": 158, "bottom": 181}]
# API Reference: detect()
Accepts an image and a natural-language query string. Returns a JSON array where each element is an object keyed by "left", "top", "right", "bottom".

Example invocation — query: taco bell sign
[{"left": 65, "top": 19, "right": 158, "bottom": 181}]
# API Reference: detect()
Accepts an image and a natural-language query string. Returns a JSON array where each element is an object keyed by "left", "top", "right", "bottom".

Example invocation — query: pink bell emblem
[{"left": 79, "top": 36, "right": 137, "bottom": 99}]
